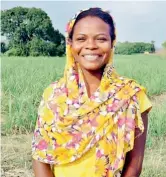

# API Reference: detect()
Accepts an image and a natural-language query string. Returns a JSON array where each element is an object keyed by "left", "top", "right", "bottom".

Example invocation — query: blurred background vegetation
[{"left": 1, "top": 6, "right": 166, "bottom": 57}]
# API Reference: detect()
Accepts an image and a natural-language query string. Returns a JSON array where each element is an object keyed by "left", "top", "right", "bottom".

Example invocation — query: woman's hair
[{"left": 69, "top": 7, "right": 116, "bottom": 45}]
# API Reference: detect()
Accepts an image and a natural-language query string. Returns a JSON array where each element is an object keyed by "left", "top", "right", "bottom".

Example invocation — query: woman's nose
[{"left": 85, "top": 39, "right": 98, "bottom": 50}]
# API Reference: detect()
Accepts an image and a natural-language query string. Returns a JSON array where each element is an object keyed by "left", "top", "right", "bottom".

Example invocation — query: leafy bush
[
  {"left": 29, "top": 37, "right": 58, "bottom": 56},
  {"left": 5, "top": 45, "right": 29, "bottom": 56},
  {"left": 5, "top": 48, "right": 22, "bottom": 56},
  {"left": 115, "top": 42, "right": 155, "bottom": 55}
]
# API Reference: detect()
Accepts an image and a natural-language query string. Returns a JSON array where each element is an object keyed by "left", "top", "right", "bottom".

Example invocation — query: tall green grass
[
  {"left": 2, "top": 56, "right": 65, "bottom": 133},
  {"left": 146, "top": 103, "right": 166, "bottom": 148},
  {"left": 1, "top": 54, "right": 166, "bottom": 135},
  {"left": 114, "top": 54, "right": 166, "bottom": 96}
]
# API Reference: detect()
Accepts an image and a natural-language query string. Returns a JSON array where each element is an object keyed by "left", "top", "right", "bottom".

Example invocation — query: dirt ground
[
  {"left": 151, "top": 92, "right": 166, "bottom": 105},
  {"left": 1, "top": 134, "right": 166, "bottom": 177},
  {"left": 1, "top": 134, "right": 34, "bottom": 177}
]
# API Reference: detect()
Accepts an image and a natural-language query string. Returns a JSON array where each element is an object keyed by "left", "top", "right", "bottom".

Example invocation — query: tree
[
  {"left": 115, "top": 42, "right": 155, "bottom": 55},
  {"left": 1, "top": 7, "right": 65, "bottom": 56},
  {"left": 162, "top": 41, "right": 166, "bottom": 48},
  {"left": 0, "top": 42, "right": 7, "bottom": 53},
  {"left": 151, "top": 40, "right": 155, "bottom": 53}
]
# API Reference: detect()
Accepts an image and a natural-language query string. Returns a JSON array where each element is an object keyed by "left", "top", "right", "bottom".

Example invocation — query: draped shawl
[{"left": 32, "top": 8, "right": 146, "bottom": 177}]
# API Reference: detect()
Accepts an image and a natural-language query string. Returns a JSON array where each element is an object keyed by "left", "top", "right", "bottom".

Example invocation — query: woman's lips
[{"left": 82, "top": 54, "right": 102, "bottom": 61}]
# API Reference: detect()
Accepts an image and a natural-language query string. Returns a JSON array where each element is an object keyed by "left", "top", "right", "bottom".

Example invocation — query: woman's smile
[{"left": 82, "top": 54, "right": 104, "bottom": 62}]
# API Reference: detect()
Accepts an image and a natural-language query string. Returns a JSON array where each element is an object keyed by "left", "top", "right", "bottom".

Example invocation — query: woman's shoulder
[
  {"left": 124, "top": 78, "right": 152, "bottom": 113},
  {"left": 121, "top": 76, "right": 146, "bottom": 92},
  {"left": 121, "top": 77, "right": 152, "bottom": 113}
]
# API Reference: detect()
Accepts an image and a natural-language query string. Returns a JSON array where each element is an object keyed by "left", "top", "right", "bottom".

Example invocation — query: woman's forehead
[{"left": 72, "top": 16, "right": 110, "bottom": 35}]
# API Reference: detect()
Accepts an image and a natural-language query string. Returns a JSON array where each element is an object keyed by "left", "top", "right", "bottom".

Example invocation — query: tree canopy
[
  {"left": 115, "top": 41, "right": 155, "bottom": 55},
  {"left": 1, "top": 7, "right": 65, "bottom": 56}
]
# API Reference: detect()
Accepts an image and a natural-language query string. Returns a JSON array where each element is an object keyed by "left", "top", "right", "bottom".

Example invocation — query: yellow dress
[{"left": 53, "top": 90, "right": 152, "bottom": 177}]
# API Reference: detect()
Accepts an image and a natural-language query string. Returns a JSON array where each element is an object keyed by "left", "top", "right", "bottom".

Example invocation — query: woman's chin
[{"left": 81, "top": 64, "right": 104, "bottom": 72}]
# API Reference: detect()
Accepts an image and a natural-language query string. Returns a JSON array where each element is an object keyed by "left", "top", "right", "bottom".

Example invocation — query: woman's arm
[
  {"left": 121, "top": 111, "right": 148, "bottom": 177},
  {"left": 32, "top": 159, "right": 54, "bottom": 177}
]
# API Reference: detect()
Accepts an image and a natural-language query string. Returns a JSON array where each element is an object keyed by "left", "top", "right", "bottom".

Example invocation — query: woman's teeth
[{"left": 83, "top": 54, "right": 100, "bottom": 61}]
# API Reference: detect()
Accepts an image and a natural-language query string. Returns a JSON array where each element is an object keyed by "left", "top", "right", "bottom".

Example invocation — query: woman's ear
[{"left": 67, "top": 38, "right": 72, "bottom": 46}]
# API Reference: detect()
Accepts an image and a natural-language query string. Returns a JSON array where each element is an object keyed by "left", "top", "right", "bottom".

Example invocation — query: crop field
[{"left": 1, "top": 54, "right": 166, "bottom": 177}]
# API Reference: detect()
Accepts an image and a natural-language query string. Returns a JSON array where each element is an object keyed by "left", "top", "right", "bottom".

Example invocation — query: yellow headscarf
[{"left": 32, "top": 8, "right": 145, "bottom": 177}]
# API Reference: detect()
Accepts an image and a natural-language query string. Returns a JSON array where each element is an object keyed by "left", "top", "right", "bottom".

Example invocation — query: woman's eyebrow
[
  {"left": 95, "top": 33, "right": 109, "bottom": 37},
  {"left": 75, "top": 33, "right": 109, "bottom": 36},
  {"left": 95, "top": 33, "right": 108, "bottom": 35},
  {"left": 74, "top": 33, "right": 86, "bottom": 37}
]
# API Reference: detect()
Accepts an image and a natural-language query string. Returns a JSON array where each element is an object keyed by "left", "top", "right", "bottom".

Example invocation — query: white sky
[{"left": 1, "top": 1, "right": 166, "bottom": 48}]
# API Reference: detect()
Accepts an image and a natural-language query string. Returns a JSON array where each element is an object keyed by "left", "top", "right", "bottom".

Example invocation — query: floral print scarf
[{"left": 32, "top": 8, "right": 145, "bottom": 177}]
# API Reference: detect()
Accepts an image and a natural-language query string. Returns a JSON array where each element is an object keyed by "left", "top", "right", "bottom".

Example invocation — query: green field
[
  {"left": 2, "top": 54, "right": 166, "bottom": 134},
  {"left": 1, "top": 54, "right": 166, "bottom": 177}
]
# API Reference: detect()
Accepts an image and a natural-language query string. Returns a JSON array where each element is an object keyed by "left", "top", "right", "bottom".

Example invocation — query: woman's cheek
[{"left": 72, "top": 43, "right": 83, "bottom": 55}]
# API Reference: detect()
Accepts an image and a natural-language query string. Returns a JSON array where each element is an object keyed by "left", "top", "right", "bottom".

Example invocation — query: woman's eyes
[
  {"left": 97, "top": 38, "right": 107, "bottom": 41},
  {"left": 76, "top": 37, "right": 107, "bottom": 42},
  {"left": 76, "top": 38, "right": 85, "bottom": 41}
]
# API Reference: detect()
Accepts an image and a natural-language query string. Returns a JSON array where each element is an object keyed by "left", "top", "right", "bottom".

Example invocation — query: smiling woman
[
  {"left": 32, "top": 7, "right": 152, "bottom": 177},
  {"left": 69, "top": 16, "right": 113, "bottom": 97}
]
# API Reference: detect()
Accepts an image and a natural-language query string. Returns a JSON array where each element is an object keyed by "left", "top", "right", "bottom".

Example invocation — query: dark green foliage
[
  {"left": 5, "top": 47, "right": 29, "bottom": 56},
  {"left": 1, "top": 42, "right": 8, "bottom": 53},
  {"left": 28, "top": 37, "right": 57, "bottom": 56},
  {"left": 115, "top": 42, "right": 155, "bottom": 55},
  {"left": 1, "top": 7, "right": 65, "bottom": 56}
]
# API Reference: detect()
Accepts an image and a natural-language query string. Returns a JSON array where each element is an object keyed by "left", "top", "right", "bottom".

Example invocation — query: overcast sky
[{"left": 2, "top": 1, "right": 166, "bottom": 48}]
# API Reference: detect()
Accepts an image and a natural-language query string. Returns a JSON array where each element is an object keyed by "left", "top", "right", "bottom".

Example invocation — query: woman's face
[{"left": 70, "top": 16, "right": 112, "bottom": 72}]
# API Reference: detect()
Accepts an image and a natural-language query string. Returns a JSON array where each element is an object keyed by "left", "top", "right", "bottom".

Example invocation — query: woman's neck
[{"left": 81, "top": 68, "right": 103, "bottom": 97}]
